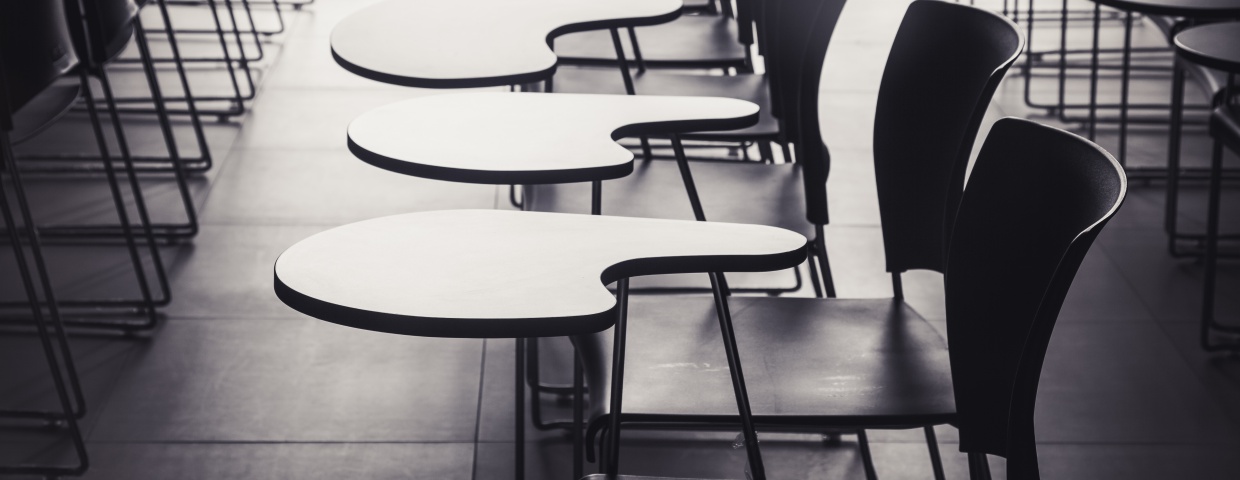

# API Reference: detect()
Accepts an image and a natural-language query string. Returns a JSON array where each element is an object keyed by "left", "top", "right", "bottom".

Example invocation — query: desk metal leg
[
  {"left": 1118, "top": 11, "right": 1133, "bottom": 166},
  {"left": 1087, "top": 2, "right": 1101, "bottom": 141},
  {"left": 515, "top": 338, "right": 526, "bottom": 480}
]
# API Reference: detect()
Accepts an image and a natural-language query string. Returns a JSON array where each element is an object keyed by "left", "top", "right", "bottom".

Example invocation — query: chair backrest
[
  {"left": 944, "top": 118, "right": 1126, "bottom": 479},
  {"left": 74, "top": 0, "right": 142, "bottom": 67},
  {"left": 0, "top": 0, "right": 80, "bottom": 132},
  {"left": 870, "top": 0, "right": 1022, "bottom": 272},
  {"left": 760, "top": 0, "right": 847, "bottom": 126}
]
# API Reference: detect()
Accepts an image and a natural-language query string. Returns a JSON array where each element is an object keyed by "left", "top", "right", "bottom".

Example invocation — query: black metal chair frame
[
  {"left": 0, "top": 0, "right": 174, "bottom": 332},
  {"left": 1192, "top": 41, "right": 1240, "bottom": 351},
  {"left": 521, "top": 0, "right": 846, "bottom": 445},
  {"left": 570, "top": 3, "right": 1024, "bottom": 479},
  {"left": 107, "top": 0, "right": 269, "bottom": 119},
  {"left": 0, "top": 2, "right": 95, "bottom": 475},
  {"left": 16, "top": 2, "right": 201, "bottom": 244}
]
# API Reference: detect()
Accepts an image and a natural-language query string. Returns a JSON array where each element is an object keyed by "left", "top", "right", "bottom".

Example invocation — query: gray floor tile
[
  {"left": 1035, "top": 322, "right": 1240, "bottom": 445},
  {"left": 199, "top": 148, "right": 497, "bottom": 226},
  {"left": 161, "top": 224, "right": 332, "bottom": 319},
  {"left": 75, "top": 442, "right": 473, "bottom": 480},
  {"left": 89, "top": 318, "right": 483, "bottom": 442}
]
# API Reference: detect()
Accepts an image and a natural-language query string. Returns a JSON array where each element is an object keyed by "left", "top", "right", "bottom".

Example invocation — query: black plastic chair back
[
  {"left": 766, "top": 0, "right": 846, "bottom": 228},
  {"left": 73, "top": 0, "right": 141, "bottom": 67},
  {"left": 761, "top": 0, "right": 847, "bottom": 128},
  {"left": 870, "top": 0, "right": 1022, "bottom": 272},
  {"left": 945, "top": 118, "right": 1126, "bottom": 480},
  {"left": 0, "top": 1, "right": 81, "bottom": 132}
]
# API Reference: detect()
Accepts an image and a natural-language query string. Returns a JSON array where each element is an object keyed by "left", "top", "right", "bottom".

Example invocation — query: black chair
[
  {"left": 550, "top": 0, "right": 832, "bottom": 164},
  {"left": 117, "top": 0, "right": 268, "bottom": 120},
  {"left": 0, "top": 0, "right": 182, "bottom": 331},
  {"left": 945, "top": 117, "right": 1126, "bottom": 480},
  {"left": 582, "top": 116, "right": 1125, "bottom": 480},
  {"left": 533, "top": 0, "right": 849, "bottom": 297},
  {"left": 569, "top": 1, "right": 1022, "bottom": 478},
  {"left": 0, "top": 1, "right": 91, "bottom": 476},
  {"left": 25, "top": 0, "right": 202, "bottom": 239}
]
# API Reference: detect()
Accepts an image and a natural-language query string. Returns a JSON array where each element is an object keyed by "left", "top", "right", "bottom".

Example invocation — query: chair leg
[
  {"left": 807, "top": 251, "right": 824, "bottom": 298},
  {"left": 670, "top": 135, "right": 731, "bottom": 296},
  {"left": 0, "top": 134, "right": 89, "bottom": 477},
  {"left": 515, "top": 338, "right": 526, "bottom": 480},
  {"left": 924, "top": 426, "right": 946, "bottom": 480},
  {"left": 133, "top": 15, "right": 201, "bottom": 237},
  {"left": 88, "top": 70, "right": 166, "bottom": 325},
  {"left": 814, "top": 227, "right": 837, "bottom": 298},
  {"left": 604, "top": 279, "right": 631, "bottom": 476},
  {"left": 156, "top": 0, "right": 237, "bottom": 133},
  {"left": 573, "top": 351, "right": 585, "bottom": 479},
  {"left": 968, "top": 453, "right": 993, "bottom": 480},
  {"left": 708, "top": 272, "right": 766, "bottom": 480},
  {"left": 857, "top": 429, "right": 878, "bottom": 480},
  {"left": 757, "top": 141, "right": 775, "bottom": 164}
]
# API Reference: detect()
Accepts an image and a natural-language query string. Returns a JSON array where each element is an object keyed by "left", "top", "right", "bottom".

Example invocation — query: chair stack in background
[{"left": 0, "top": 0, "right": 298, "bottom": 475}]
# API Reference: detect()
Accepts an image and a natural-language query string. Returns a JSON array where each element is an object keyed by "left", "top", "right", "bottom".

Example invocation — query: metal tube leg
[
  {"left": 1087, "top": 2, "right": 1101, "bottom": 141},
  {"left": 968, "top": 453, "right": 992, "bottom": 480},
  {"left": 221, "top": 0, "right": 259, "bottom": 101},
  {"left": 203, "top": 0, "right": 248, "bottom": 117},
  {"left": 857, "top": 429, "right": 878, "bottom": 480},
  {"left": 815, "top": 226, "right": 837, "bottom": 298},
  {"left": 92, "top": 70, "right": 166, "bottom": 322},
  {"left": 1165, "top": 51, "right": 1187, "bottom": 248},
  {"left": 604, "top": 279, "right": 631, "bottom": 476},
  {"left": 133, "top": 16, "right": 201, "bottom": 239},
  {"left": 1056, "top": 0, "right": 1068, "bottom": 117},
  {"left": 1117, "top": 11, "right": 1133, "bottom": 165},
  {"left": 515, "top": 338, "right": 526, "bottom": 480},
  {"left": 608, "top": 28, "right": 653, "bottom": 163},
  {"left": 670, "top": 135, "right": 732, "bottom": 295},
  {"left": 0, "top": 136, "right": 89, "bottom": 478},
  {"left": 0, "top": 134, "right": 87, "bottom": 420},
  {"left": 1201, "top": 138, "right": 1232, "bottom": 351},
  {"left": 574, "top": 179, "right": 600, "bottom": 478},
  {"left": 573, "top": 351, "right": 585, "bottom": 479},
  {"left": 924, "top": 426, "right": 946, "bottom": 480},
  {"left": 707, "top": 272, "right": 766, "bottom": 480},
  {"left": 152, "top": 0, "right": 215, "bottom": 172}
]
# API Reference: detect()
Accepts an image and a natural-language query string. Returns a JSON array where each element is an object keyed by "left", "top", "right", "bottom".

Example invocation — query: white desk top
[
  {"left": 331, "top": 0, "right": 683, "bottom": 88},
  {"left": 275, "top": 210, "right": 807, "bottom": 338},
  {"left": 347, "top": 92, "right": 760, "bottom": 184}
]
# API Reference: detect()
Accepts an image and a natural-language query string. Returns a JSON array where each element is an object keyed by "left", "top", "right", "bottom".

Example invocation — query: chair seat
[
  {"left": 555, "top": 15, "right": 747, "bottom": 69},
  {"left": 581, "top": 295, "right": 956, "bottom": 428},
  {"left": 527, "top": 160, "right": 811, "bottom": 238},
  {"left": 10, "top": 82, "right": 82, "bottom": 144},
  {"left": 551, "top": 68, "right": 778, "bottom": 139},
  {"left": 1211, "top": 105, "right": 1240, "bottom": 154}
]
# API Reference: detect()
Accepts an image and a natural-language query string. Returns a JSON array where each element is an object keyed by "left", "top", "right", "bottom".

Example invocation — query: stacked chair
[
  {"left": 0, "top": 0, "right": 295, "bottom": 475},
  {"left": 1, "top": 0, "right": 296, "bottom": 332},
  {"left": 3, "top": 0, "right": 177, "bottom": 332},
  {"left": 0, "top": 2, "right": 95, "bottom": 476}
]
